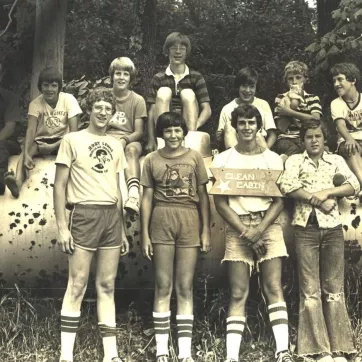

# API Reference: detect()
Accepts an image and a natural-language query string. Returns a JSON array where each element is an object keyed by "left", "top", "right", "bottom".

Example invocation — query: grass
[{"left": 0, "top": 264, "right": 362, "bottom": 362}]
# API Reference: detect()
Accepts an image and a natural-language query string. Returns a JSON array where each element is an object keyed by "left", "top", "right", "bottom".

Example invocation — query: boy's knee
[
  {"left": 262, "top": 279, "right": 283, "bottom": 299},
  {"left": 180, "top": 89, "right": 196, "bottom": 104},
  {"left": 156, "top": 87, "right": 172, "bottom": 103},
  {"left": 230, "top": 285, "right": 249, "bottom": 304},
  {"left": 155, "top": 278, "right": 172, "bottom": 297},
  {"left": 125, "top": 143, "right": 142, "bottom": 159},
  {"left": 96, "top": 278, "right": 116, "bottom": 296}
]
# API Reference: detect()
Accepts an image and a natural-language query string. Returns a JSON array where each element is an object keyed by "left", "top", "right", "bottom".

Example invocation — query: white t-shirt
[
  {"left": 218, "top": 97, "right": 276, "bottom": 147},
  {"left": 331, "top": 93, "right": 362, "bottom": 142},
  {"left": 211, "top": 147, "right": 283, "bottom": 215},
  {"left": 28, "top": 92, "right": 82, "bottom": 141},
  {"left": 56, "top": 129, "right": 127, "bottom": 205}
]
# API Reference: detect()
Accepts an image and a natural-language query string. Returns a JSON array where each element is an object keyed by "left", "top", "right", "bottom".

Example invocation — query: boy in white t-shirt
[
  {"left": 216, "top": 67, "right": 277, "bottom": 150},
  {"left": 5, "top": 67, "right": 82, "bottom": 198},
  {"left": 54, "top": 88, "right": 128, "bottom": 362},
  {"left": 108, "top": 57, "right": 147, "bottom": 214},
  {"left": 331, "top": 62, "right": 362, "bottom": 194}
]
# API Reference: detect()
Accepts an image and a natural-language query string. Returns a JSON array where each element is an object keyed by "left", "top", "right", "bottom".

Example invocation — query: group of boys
[{"left": 0, "top": 31, "right": 361, "bottom": 362}]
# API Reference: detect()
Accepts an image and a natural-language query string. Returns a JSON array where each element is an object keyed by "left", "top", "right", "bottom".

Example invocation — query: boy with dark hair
[
  {"left": 212, "top": 104, "right": 293, "bottom": 362},
  {"left": 273, "top": 61, "right": 322, "bottom": 162},
  {"left": 0, "top": 60, "right": 21, "bottom": 195},
  {"left": 145, "top": 32, "right": 212, "bottom": 153},
  {"left": 54, "top": 88, "right": 128, "bottom": 362},
  {"left": 217, "top": 67, "right": 277, "bottom": 150},
  {"left": 141, "top": 111, "right": 211, "bottom": 362},
  {"left": 280, "top": 119, "right": 358, "bottom": 362},
  {"left": 108, "top": 57, "right": 147, "bottom": 214},
  {"left": 5, "top": 67, "right": 82, "bottom": 198},
  {"left": 330, "top": 62, "right": 362, "bottom": 193}
]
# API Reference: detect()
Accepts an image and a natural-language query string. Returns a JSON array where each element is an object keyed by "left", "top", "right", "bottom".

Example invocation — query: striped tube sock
[
  {"left": 226, "top": 316, "right": 246, "bottom": 361},
  {"left": 268, "top": 302, "right": 289, "bottom": 354},
  {"left": 99, "top": 323, "right": 118, "bottom": 361},
  {"left": 60, "top": 310, "right": 81, "bottom": 362},
  {"left": 127, "top": 178, "right": 140, "bottom": 199},
  {"left": 176, "top": 314, "right": 194, "bottom": 359},
  {"left": 153, "top": 311, "right": 171, "bottom": 357}
]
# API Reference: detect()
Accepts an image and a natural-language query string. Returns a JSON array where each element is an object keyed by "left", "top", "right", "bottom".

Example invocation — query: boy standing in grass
[
  {"left": 0, "top": 60, "right": 21, "bottom": 195},
  {"left": 54, "top": 88, "right": 128, "bottom": 362},
  {"left": 145, "top": 32, "right": 211, "bottom": 153},
  {"left": 5, "top": 67, "right": 82, "bottom": 198},
  {"left": 141, "top": 112, "right": 211, "bottom": 362},
  {"left": 331, "top": 63, "right": 362, "bottom": 195},
  {"left": 280, "top": 119, "right": 357, "bottom": 362},
  {"left": 212, "top": 104, "right": 293, "bottom": 362},
  {"left": 107, "top": 57, "right": 147, "bottom": 214},
  {"left": 273, "top": 61, "right": 322, "bottom": 162},
  {"left": 217, "top": 67, "right": 277, "bottom": 150}
]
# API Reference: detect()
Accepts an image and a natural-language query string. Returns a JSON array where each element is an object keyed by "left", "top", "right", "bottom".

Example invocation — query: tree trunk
[
  {"left": 317, "top": 0, "right": 341, "bottom": 36},
  {"left": 30, "top": 0, "right": 67, "bottom": 100}
]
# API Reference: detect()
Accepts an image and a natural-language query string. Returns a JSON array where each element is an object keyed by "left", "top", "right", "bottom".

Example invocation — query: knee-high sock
[
  {"left": 127, "top": 177, "right": 140, "bottom": 199},
  {"left": 99, "top": 323, "right": 118, "bottom": 361},
  {"left": 226, "top": 316, "right": 246, "bottom": 361},
  {"left": 153, "top": 311, "right": 171, "bottom": 357},
  {"left": 176, "top": 314, "right": 194, "bottom": 359},
  {"left": 268, "top": 302, "right": 289, "bottom": 354},
  {"left": 60, "top": 310, "right": 81, "bottom": 362}
]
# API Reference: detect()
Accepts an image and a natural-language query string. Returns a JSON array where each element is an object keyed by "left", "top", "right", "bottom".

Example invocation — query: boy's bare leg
[
  {"left": 339, "top": 143, "right": 362, "bottom": 195},
  {"left": 124, "top": 142, "right": 142, "bottom": 214},
  {"left": 154, "top": 87, "right": 172, "bottom": 125},
  {"left": 95, "top": 247, "right": 121, "bottom": 362},
  {"left": 180, "top": 89, "right": 198, "bottom": 131},
  {"left": 60, "top": 246, "right": 94, "bottom": 362},
  {"left": 5, "top": 142, "right": 38, "bottom": 198}
]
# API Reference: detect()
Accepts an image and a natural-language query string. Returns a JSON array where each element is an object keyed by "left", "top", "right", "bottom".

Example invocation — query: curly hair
[
  {"left": 283, "top": 61, "right": 309, "bottom": 84},
  {"left": 86, "top": 88, "right": 116, "bottom": 113}
]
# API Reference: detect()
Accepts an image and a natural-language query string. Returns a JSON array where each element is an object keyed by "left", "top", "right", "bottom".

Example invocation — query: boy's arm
[
  {"left": 266, "top": 129, "right": 277, "bottom": 149},
  {"left": 141, "top": 186, "right": 154, "bottom": 260},
  {"left": 145, "top": 104, "right": 157, "bottom": 153},
  {"left": 276, "top": 105, "right": 321, "bottom": 122},
  {"left": 335, "top": 118, "right": 361, "bottom": 155},
  {"left": 198, "top": 184, "right": 211, "bottom": 253},
  {"left": 0, "top": 121, "right": 16, "bottom": 141},
  {"left": 117, "top": 174, "right": 129, "bottom": 255},
  {"left": 197, "top": 102, "right": 212, "bottom": 128},
  {"left": 23, "top": 115, "right": 38, "bottom": 168},
  {"left": 121, "top": 117, "right": 144, "bottom": 145},
  {"left": 53, "top": 163, "right": 73, "bottom": 254},
  {"left": 68, "top": 115, "right": 79, "bottom": 132}
]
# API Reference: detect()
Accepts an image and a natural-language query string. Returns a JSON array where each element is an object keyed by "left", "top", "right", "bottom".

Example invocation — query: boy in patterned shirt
[
  {"left": 279, "top": 119, "right": 358, "bottom": 362},
  {"left": 54, "top": 88, "right": 128, "bottom": 362},
  {"left": 5, "top": 67, "right": 82, "bottom": 198},
  {"left": 331, "top": 63, "right": 362, "bottom": 194}
]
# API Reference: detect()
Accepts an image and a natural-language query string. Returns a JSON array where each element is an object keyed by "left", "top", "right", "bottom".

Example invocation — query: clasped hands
[{"left": 308, "top": 190, "right": 336, "bottom": 214}]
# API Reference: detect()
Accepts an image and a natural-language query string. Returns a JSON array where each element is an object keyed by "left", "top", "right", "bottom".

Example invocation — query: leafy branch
[{"left": 0, "top": 0, "right": 19, "bottom": 39}]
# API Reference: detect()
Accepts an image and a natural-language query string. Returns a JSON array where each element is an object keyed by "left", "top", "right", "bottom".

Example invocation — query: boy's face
[
  {"left": 238, "top": 83, "right": 256, "bottom": 104},
  {"left": 113, "top": 69, "right": 131, "bottom": 91},
  {"left": 236, "top": 116, "right": 258, "bottom": 143},
  {"left": 89, "top": 100, "right": 113, "bottom": 129},
  {"left": 286, "top": 72, "right": 306, "bottom": 91},
  {"left": 168, "top": 42, "right": 187, "bottom": 66},
  {"left": 333, "top": 73, "right": 356, "bottom": 98},
  {"left": 41, "top": 82, "right": 60, "bottom": 104},
  {"left": 162, "top": 126, "right": 184, "bottom": 150},
  {"left": 303, "top": 126, "right": 324, "bottom": 158}
]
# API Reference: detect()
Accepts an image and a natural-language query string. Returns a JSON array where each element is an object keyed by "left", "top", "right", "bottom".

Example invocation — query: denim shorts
[
  {"left": 223, "top": 212, "right": 288, "bottom": 267},
  {"left": 150, "top": 205, "right": 200, "bottom": 247},
  {"left": 69, "top": 204, "right": 122, "bottom": 251}
]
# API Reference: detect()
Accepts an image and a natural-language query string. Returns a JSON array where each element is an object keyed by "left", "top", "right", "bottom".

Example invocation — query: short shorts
[
  {"left": 337, "top": 139, "right": 362, "bottom": 157},
  {"left": 69, "top": 204, "right": 122, "bottom": 251},
  {"left": 150, "top": 205, "right": 200, "bottom": 247},
  {"left": 223, "top": 212, "right": 288, "bottom": 268}
]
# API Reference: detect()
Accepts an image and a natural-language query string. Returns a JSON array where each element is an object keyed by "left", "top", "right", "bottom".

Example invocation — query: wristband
[{"left": 120, "top": 136, "right": 130, "bottom": 145}]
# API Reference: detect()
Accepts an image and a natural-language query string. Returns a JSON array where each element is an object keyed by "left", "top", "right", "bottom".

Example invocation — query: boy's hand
[
  {"left": 241, "top": 226, "right": 266, "bottom": 256},
  {"left": 38, "top": 142, "right": 56, "bottom": 155},
  {"left": 319, "top": 199, "right": 336, "bottom": 214},
  {"left": 58, "top": 229, "right": 75, "bottom": 254},
  {"left": 145, "top": 140, "right": 157, "bottom": 154},
  {"left": 120, "top": 238, "right": 129, "bottom": 256},
  {"left": 344, "top": 137, "right": 361, "bottom": 156},
  {"left": 24, "top": 154, "right": 35, "bottom": 170},
  {"left": 251, "top": 239, "right": 266, "bottom": 258},
  {"left": 142, "top": 236, "right": 153, "bottom": 260},
  {"left": 309, "top": 190, "right": 330, "bottom": 206},
  {"left": 200, "top": 230, "right": 211, "bottom": 254}
]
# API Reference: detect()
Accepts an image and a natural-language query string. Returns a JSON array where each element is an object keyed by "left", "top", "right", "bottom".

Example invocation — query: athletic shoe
[
  {"left": 179, "top": 358, "right": 195, "bottom": 362},
  {"left": 124, "top": 196, "right": 140, "bottom": 214},
  {"left": 224, "top": 359, "right": 238, "bottom": 362},
  {"left": 156, "top": 356, "right": 169, "bottom": 362},
  {"left": 276, "top": 351, "right": 294, "bottom": 362}
]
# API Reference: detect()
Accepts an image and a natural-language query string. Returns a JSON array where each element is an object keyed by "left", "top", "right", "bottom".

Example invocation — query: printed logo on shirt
[
  {"left": 347, "top": 109, "right": 362, "bottom": 130},
  {"left": 44, "top": 110, "right": 67, "bottom": 129},
  {"left": 88, "top": 141, "right": 114, "bottom": 173},
  {"left": 108, "top": 111, "right": 128, "bottom": 129},
  {"left": 163, "top": 164, "right": 195, "bottom": 197}
]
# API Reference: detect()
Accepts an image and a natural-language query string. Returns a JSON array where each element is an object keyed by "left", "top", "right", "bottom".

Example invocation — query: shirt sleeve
[
  {"left": 218, "top": 106, "right": 228, "bottom": 131},
  {"left": 65, "top": 94, "right": 83, "bottom": 118},
  {"left": 135, "top": 95, "right": 147, "bottom": 119},
  {"left": 308, "top": 95, "right": 322, "bottom": 115},
  {"left": 146, "top": 75, "right": 161, "bottom": 104},
  {"left": 279, "top": 155, "right": 304, "bottom": 195},
  {"left": 334, "top": 155, "right": 360, "bottom": 197},
  {"left": 194, "top": 73, "right": 210, "bottom": 104},
  {"left": 3, "top": 90, "right": 21, "bottom": 124},
  {"left": 331, "top": 98, "right": 344, "bottom": 121},
  {"left": 140, "top": 154, "right": 154, "bottom": 188},
  {"left": 28, "top": 98, "right": 41, "bottom": 118},
  {"left": 273, "top": 93, "right": 285, "bottom": 120},
  {"left": 262, "top": 101, "right": 276, "bottom": 130},
  {"left": 55, "top": 136, "right": 73, "bottom": 168},
  {"left": 195, "top": 151, "right": 209, "bottom": 185}
]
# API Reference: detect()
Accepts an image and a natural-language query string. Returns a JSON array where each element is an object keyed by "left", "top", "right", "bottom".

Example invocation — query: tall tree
[
  {"left": 30, "top": 0, "right": 67, "bottom": 100},
  {"left": 317, "top": 0, "right": 340, "bottom": 36}
]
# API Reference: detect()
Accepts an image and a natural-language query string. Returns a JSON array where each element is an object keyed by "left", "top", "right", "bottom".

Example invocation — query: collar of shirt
[
  {"left": 302, "top": 150, "right": 333, "bottom": 167},
  {"left": 165, "top": 64, "right": 190, "bottom": 81}
]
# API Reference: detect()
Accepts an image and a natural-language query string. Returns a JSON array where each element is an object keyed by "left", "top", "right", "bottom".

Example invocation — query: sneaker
[
  {"left": 124, "top": 196, "right": 139, "bottom": 214},
  {"left": 224, "top": 359, "right": 238, "bottom": 362},
  {"left": 156, "top": 356, "right": 169, "bottom": 362},
  {"left": 276, "top": 351, "right": 294, "bottom": 362},
  {"left": 179, "top": 358, "right": 195, "bottom": 362}
]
